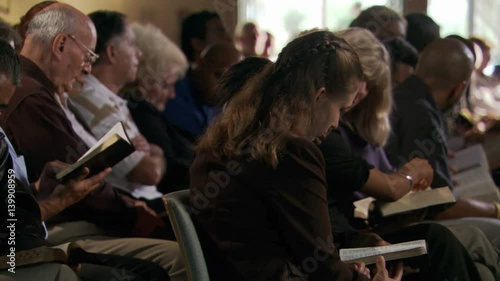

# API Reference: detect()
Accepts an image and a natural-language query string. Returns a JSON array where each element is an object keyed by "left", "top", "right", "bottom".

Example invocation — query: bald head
[
  {"left": 415, "top": 38, "right": 474, "bottom": 91},
  {"left": 21, "top": 3, "right": 97, "bottom": 95}
]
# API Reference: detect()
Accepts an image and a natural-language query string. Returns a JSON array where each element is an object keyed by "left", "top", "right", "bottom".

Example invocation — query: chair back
[{"left": 163, "top": 190, "right": 210, "bottom": 281}]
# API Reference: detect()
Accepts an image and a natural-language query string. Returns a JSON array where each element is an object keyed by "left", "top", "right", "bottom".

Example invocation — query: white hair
[
  {"left": 131, "top": 22, "right": 188, "bottom": 80},
  {"left": 26, "top": 6, "right": 77, "bottom": 44}
]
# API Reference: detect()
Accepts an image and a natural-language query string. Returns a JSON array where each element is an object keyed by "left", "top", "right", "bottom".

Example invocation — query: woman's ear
[{"left": 314, "top": 87, "right": 326, "bottom": 101}]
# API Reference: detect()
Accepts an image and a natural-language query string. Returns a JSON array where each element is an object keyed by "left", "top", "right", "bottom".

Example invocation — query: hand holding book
[
  {"left": 341, "top": 240, "right": 427, "bottom": 266},
  {"left": 372, "top": 256, "right": 403, "bottom": 281},
  {"left": 56, "top": 122, "right": 135, "bottom": 181},
  {"left": 354, "top": 187, "right": 456, "bottom": 221},
  {"left": 35, "top": 160, "right": 112, "bottom": 221}
]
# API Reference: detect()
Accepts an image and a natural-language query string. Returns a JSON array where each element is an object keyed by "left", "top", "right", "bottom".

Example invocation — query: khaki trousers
[{"left": 46, "top": 221, "right": 187, "bottom": 281}]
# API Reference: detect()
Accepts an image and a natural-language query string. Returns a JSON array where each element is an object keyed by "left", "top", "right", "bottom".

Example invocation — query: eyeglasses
[{"left": 67, "top": 34, "right": 99, "bottom": 66}]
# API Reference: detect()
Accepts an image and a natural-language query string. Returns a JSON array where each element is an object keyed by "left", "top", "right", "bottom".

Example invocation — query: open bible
[
  {"left": 353, "top": 187, "right": 456, "bottom": 220},
  {"left": 448, "top": 144, "right": 500, "bottom": 201},
  {"left": 56, "top": 122, "right": 135, "bottom": 181},
  {"left": 340, "top": 240, "right": 428, "bottom": 265}
]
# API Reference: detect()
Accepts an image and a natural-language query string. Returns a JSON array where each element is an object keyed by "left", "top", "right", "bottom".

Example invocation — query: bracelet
[
  {"left": 492, "top": 201, "right": 500, "bottom": 220},
  {"left": 398, "top": 171, "right": 414, "bottom": 189}
]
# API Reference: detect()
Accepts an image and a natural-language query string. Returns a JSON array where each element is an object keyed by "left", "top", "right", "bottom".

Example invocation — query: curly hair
[
  {"left": 195, "top": 31, "right": 363, "bottom": 167},
  {"left": 131, "top": 22, "right": 188, "bottom": 82},
  {"left": 350, "top": 5, "right": 404, "bottom": 40}
]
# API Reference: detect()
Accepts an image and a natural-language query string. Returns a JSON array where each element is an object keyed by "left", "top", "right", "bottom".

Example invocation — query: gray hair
[
  {"left": 26, "top": 6, "right": 77, "bottom": 44},
  {"left": 131, "top": 22, "right": 188, "bottom": 80}
]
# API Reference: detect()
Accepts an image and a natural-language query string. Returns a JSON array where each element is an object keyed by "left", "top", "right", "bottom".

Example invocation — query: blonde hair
[
  {"left": 131, "top": 22, "right": 188, "bottom": 81},
  {"left": 334, "top": 27, "right": 392, "bottom": 147},
  {"left": 195, "top": 31, "right": 363, "bottom": 167}
]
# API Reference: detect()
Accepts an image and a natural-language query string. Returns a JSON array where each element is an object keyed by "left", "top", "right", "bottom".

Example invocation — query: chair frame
[{"left": 163, "top": 191, "right": 210, "bottom": 281}]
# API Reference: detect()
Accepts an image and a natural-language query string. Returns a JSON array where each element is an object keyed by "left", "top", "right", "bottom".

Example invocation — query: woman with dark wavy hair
[{"left": 190, "top": 31, "right": 402, "bottom": 281}]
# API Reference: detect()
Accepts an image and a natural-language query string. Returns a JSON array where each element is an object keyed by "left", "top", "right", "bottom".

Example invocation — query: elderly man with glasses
[{"left": 0, "top": 3, "right": 187, "bottom": 281}]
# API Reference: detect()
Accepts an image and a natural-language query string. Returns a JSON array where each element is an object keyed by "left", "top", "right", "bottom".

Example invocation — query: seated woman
[
  {"left": 211, "top": 29, "right": 484, "bottom": 281},
  {"left": 121, "top": 23, "right": 195, "bottom": 192},
  {"left": 322, "top": 27, "right": 494, "bottom": 281},
  {"left": 190, "top": 31, "right": 399, "bottom": 281}
]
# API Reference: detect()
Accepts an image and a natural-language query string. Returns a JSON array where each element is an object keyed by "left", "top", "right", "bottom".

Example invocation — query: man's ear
[
  {"left": 105, "top": 44, "right": 116, "bottom": 64},
  {"left": 449, "top": 80, "right": 467, "bottom": 101},
  {"left": 314, "top": 87, "right": 326, "bottom": 101},
  {"left": 51, "top": 34, "right": 67, "bottom": 61}
]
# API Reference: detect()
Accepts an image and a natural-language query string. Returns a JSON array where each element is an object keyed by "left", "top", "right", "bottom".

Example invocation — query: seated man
[
  {"left": 0, "top": 4, "right": 186, "bottom": 280},
  {"left": 179, "top": 10, "right": 233, "bottom": 63},
  {"left": 164, "top": 42, "right": 240, "bottom": 140},
  {"left": 385, "top": 38, "right": 500, "bottom": 245},
  {"left": 0, "top": 39, "right": 168, "bottom": 281},
  {"left": 68, "top": 10, "right": 165, "bottom": 201}
]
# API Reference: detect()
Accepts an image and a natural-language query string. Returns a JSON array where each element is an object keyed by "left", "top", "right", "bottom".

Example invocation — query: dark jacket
[
  {"left": 190, "top": 137, "right": 369, "bottom": 281},
  {"left": 385, "top": 75, "right": 453, "bottom": 188},
  {"left": 126, "top": 97, "right": 194, "bottom": 192},
  {"left": 0, "top": 56, "right": 134, "bottom": 233}
]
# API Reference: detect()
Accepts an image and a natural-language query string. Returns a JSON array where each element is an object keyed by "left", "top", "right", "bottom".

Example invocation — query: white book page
[
  {"left": 448, "top": 144, "right": 489, "bottom": 172},
  {"left": 452, "top": 166, "right": 500, "bottom": 200},
  {"left": 353, "top": 197, "right": 375, "bottom": 219},
  {"left": 79, "top": 122, "right": 129, "bottom": 160},
  {"left": 340, "top": 240, "right": 427, "bottom": 262}
]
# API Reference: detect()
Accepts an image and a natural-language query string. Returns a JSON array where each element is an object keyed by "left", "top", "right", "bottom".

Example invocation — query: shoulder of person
[
  {"left": 283, "top": 137, "right": 324, "bottom": 167},
  {"left": 1, "top": 76, "right": 56, "bottom": 123}
]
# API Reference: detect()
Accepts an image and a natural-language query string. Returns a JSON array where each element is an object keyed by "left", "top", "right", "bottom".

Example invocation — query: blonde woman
[{"left": 121, "top": 22, "right": 194, "bottom": 192}]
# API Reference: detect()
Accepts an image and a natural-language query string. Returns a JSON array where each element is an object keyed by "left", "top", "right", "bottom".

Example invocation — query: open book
[
  {"left": 354, "top": 187, "right": 456, "bottom": 220},
  {"left": 448, "top": 144, "right": 500, "bottom": 201},
  {"left": 56, "top": 122, "right": 135, "bottom": 181},
  {"left": 340, "top": 240, "right": 427, "bottom": 265}
]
